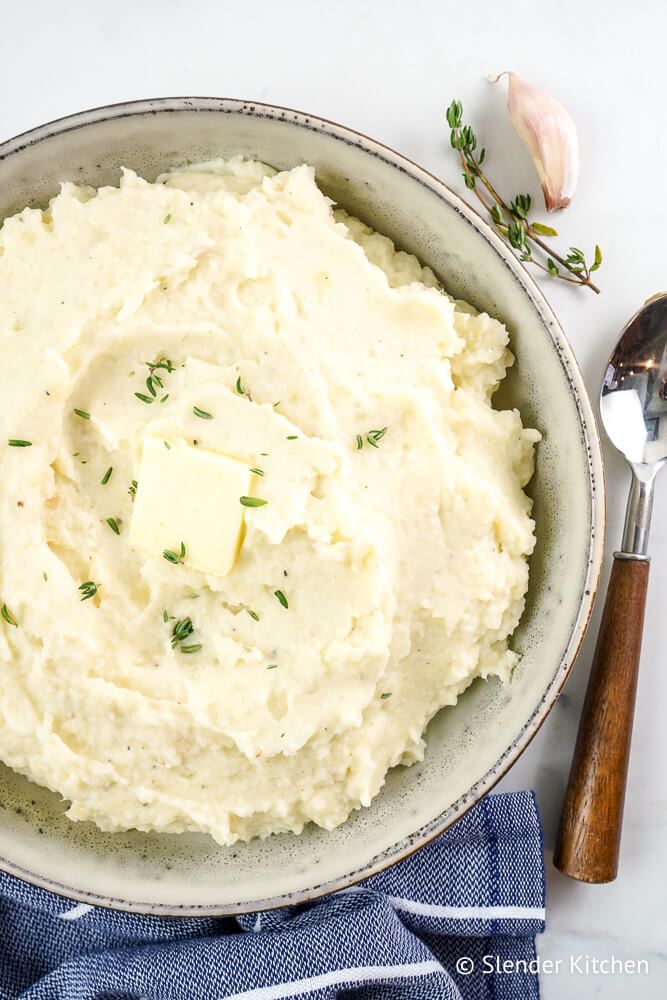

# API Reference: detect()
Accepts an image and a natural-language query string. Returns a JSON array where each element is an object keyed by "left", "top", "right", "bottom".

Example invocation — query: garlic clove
[{"left": 492, "top": 72, "right": 580, "bottom": 213}]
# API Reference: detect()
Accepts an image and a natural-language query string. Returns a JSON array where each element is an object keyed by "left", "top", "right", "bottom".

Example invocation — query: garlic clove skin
[{"left": 495, "top": 72, "right": 580, "bottom": 213}]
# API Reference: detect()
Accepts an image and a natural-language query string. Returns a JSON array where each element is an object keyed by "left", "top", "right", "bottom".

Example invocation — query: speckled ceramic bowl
[{"left": 0, "top": 98, "right": 605, "bottom": 914}]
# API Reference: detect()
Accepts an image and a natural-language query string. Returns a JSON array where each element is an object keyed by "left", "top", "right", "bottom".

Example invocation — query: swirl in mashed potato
[{"left": 0, "top": 158, "right": 539, "bottom": 844}]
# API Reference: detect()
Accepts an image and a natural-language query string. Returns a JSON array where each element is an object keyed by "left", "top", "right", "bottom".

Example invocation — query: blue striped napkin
[{"left": 0, "top": 791, "right": 545, "bottom": 999}]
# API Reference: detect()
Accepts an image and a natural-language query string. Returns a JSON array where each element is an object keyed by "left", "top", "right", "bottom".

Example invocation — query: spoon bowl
[{"left": 601, "top": 292, "right": 667, "bottom": 469}]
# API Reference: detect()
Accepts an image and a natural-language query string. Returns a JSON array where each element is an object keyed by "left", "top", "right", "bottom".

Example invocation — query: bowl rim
[{"left": 0, "top": 96, "right": 606, "bottom": 915}]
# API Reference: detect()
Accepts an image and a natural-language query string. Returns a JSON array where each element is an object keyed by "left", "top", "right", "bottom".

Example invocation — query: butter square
[{"left": 129, "top": 437, "right": 252, "bottom": 576}]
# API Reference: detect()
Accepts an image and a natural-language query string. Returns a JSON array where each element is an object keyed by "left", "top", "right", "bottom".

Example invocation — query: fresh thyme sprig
[{"left": 445, "top": 100, "right": 602, "bottom": 293}]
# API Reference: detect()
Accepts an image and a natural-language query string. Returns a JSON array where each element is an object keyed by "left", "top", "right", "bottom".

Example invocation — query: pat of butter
[{"left": 129, "top": 437, "right": 252, "bottom": 576}]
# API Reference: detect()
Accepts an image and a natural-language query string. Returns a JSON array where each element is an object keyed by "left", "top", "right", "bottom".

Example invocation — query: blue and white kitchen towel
[{"left": 0, "top": 790, "right": 545, "bottom": 999}]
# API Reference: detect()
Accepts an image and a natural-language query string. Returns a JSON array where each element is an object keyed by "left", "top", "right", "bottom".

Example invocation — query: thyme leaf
[
  {"left": 193, "top": 406, "right": 213, "bottom": 420},
  {"left": 1, "top": 604, "right": 18, "bottom": 627},
  {"left": 162, "top": 541, "right": 186, "bottom": 565},
  {"left": 78, "top": 581, "right": 99, "bottom": 601},
  {"left": 357, "top": 427, "right": 388, "bottom": 449}
]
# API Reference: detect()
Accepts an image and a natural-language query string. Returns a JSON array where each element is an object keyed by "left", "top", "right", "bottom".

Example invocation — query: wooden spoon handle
[{"left": 553, "top": 554, "right": 649, "bottom": 883}]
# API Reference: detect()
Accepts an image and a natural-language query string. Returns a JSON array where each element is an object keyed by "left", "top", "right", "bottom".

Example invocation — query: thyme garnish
[
  {"left": 73, "top": 409, "right": 90, "bottom": 420},
  {"left": 446, "top": 99, "right": 602, "bottom": 293},
  {"left": 163, "top": 541, "right": 186, "bottom": 565},
  {"left": 1, "top": 604, "right": 18, "bottom": 627},
  {"left": 146, "top": 358, "right": 175, "bottom": 373},
  {"left": 274, "top": 589, "right": 289, "bottom": 609},
  {"left": 78, "top": 581, "right": 99, "bottom": 601},
  {"left": 239, "top": 496, "right": 267, "bottom": 507},
  {"left": 171, "top": 617, "right": 194, "bottom": 648},
  {"left": 106, "top": 517, "right": 120, "bottom": 535},
  {"left": 236, "top": 376, "right": 251, "bottom": 398},
  {"left": 8, "top": 439, "right": 32, "bottom": 448},
  {"left": 101, "top": 467, "right": 113, "bottom": 485},
  {"left": 135, "top": 359, "right": 175, "bottom": 405},
  {"left": 193, "top": 406, "right": 213, "bottom": 420},
  {"left": 357, "top": 427, "right": 388, "bottom": 449}
]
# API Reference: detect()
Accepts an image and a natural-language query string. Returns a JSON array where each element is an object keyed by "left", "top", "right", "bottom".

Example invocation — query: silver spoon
[{"left": 554, "top": 292, "right": 667, "bottom": 883}]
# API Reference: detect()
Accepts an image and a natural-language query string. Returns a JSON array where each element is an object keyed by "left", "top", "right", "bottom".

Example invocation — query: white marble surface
[{"left": 1, "top": 1, "right": 665, "bottom": 994}]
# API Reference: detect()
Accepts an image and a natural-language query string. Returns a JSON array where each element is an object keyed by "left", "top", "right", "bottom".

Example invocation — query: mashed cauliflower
[{"left": 0, "top": 158, "right": 539, "bottom": 845}]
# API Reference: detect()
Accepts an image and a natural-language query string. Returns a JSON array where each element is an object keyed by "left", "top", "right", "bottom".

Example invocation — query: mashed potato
[{"left": 0, "top": 159, "right": 539, "bottom": 845}]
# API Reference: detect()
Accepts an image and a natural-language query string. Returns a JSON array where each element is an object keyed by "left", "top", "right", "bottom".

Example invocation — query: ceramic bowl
[{"left": 0, "top": 98, "right": 605, "bottom": 914}]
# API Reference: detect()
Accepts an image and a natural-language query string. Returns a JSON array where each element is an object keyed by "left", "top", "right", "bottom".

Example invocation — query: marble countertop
[{"left": 1, "top": 1, "right": 665, "bottom": 994}]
